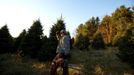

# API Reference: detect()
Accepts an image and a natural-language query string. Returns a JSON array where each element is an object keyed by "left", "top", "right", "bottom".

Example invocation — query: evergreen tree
[
  {"left": 14, "top": 29, "right": 26, "bottom": 52},
  {"left": 0, "top": 25, "right": 14, "bottom": 53},
  {"left": 116, "top": 6, "right": 134, "bottom": 67},
  {"left": 48, "top": 17, "right": 66, "bottom": 59},
  {"left": 117, "top": 28, "right": 134, "bottom": 68},
  {"left": 91, "top": 32, "right": 105, "bottom": 49},
  {"left": 99, "top": 15, "right": 116, "bottom": 45},
  {"left": 19, "top": 20, "right": 43, "bottom": 58},
  {"left": 74, "top": 34, "right": 89, "bottom": 50},
  {"left": 85, "top": 17, "right": 99, "bottom": 38},
  {"left": 74, "top": 17, "right": 100, "bottom": 50},
  {"left": 49, "top": 17, "right": 66, "bottom": 39},
  {"left": 111, "top": 5, "right": 133, "bottom": 45},
  {"left": 38, "top": 36, "right": 49, "bottom": 61}
]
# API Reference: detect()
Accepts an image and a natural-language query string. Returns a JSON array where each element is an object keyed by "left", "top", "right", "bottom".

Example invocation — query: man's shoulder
[{"left": 64, "top": 35, "right": 70, "bottom": 38}]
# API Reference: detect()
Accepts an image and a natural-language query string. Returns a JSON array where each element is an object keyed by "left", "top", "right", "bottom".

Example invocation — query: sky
[{"left": 0, "top": 0, "right": 133, "bottom": 37}]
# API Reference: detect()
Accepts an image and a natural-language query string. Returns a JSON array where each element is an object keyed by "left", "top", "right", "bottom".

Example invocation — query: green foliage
[
  {"left": 117, "top": 29, "right": 134, "bottom": 68},
  {"left": 45, "top": 17, "right": 66, "bottom": 60},
  {"left": 91, "top": 32, "right": 105, "bottom": 49},
  {"left": 70, "top": 37, "right": 74, "bottom": 49},
  {"left": 99, "top": 15, "right": 115, "bottom": 46},
  {"left": 74, "top": 34, "right": 89, "bottom": 50},
  {"left": 49, "top": 17, "right": 66, "bottom": 39},
  {"left": 111, "top": 5, "right": 133, "bottom": 43},
  {"left": 49, "top": 17, "right": 66, "bottom": 46},
  {"left": 107, "top": 5, "right": 134, "bottom": 68},
  {"left": 74, "top": 17, "right": 100, "bottom": 50},
  {"left": 0, "top": 17, "right": 67, "bottom": 61},
  {"left": 112, "top": 32, "right": 123, "bottom": 46},
  {"left": 19, "top": 20, "right": 43, "bottom": 58},
  {"left": 14, "top": 29, "right": 26, "bottom": 52},
  {"left": 38, "top": 36, "right": 55, "bottom": 61},
  {"left": 0, "top": 25, "right": 14, "bottom": 53},
  {"left": 85, "top": 17, "right": 99, "bottom": 38},
  {"left": 97, "top": 5, "right": 134, "bottom": 46}
]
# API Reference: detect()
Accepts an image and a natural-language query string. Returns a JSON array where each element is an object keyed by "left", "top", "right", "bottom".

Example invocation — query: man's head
[{"left": 60, "top": 29, "right": 66, "bottom": 36}]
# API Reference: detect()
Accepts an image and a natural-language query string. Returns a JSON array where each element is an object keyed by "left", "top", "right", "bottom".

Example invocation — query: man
[
  {"left": 50, "top": 29, "right": 70, "bottom": 75},
  {"left": 56, "top": 30, "right": 70, "bottom": 56}
]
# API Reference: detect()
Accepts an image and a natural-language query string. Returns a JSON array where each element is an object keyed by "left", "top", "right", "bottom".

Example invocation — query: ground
[{"left": 0, "top": 47, "right": 134, "bottom": 75}]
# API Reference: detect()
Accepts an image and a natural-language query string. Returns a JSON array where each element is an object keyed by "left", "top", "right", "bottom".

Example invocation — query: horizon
[{"left": 0, "top": 0, "right": 133, "bottom": 37}]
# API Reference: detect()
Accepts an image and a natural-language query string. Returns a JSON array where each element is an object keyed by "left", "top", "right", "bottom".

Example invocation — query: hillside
[{"left": 0, "top": 47, "right": 133, "bottom": 75}]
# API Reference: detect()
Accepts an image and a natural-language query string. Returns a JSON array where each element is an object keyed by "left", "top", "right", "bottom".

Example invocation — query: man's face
[{"left": 60, "top": 32, "right": 64, "bottom": 37}]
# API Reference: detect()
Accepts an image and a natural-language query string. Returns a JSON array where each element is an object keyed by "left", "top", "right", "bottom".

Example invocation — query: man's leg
[
  {"left": 63, "top": 59, "right": 69, "bottom": 75},
  {"left": 50, "top": 53, "right": 64, "bottom": 75},
  {"left": 62, "top": 54, "right": 69, "bottom": 75},
  {"left": 50, "top": 61, "right": 58, "bottom": 75},
  {"left": 50, "top": 54, "right": 60, "bottom": 75}
]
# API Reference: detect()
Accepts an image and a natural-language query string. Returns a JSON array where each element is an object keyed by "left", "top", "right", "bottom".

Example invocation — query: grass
[
  {"left": 0, "top": 53, "right": 47, "bottom": 75},
  {"left": 70, "top": 47, "right": 133, "bottom": 75},
  {"left": 0, "top": 47, "right": 134, "bottom": 75}
]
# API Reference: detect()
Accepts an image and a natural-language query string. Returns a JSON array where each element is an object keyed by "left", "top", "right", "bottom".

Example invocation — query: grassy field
[
  {"left": 0, "top": 47, "right": 133, "bottom": 75},
  {"left": 70, "top": 47, "right": 133, "bottom": 75}
]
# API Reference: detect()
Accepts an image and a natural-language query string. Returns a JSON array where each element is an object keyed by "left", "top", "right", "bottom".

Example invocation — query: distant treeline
[
  {"left": 0, "top": 17, "right": 69, "bottom": 61},
  {"left": 74, "top": 5, "right": 134, "bottom": 68},
  {"left": 0, "top": 5, "right": 134, "bottom": 68}
]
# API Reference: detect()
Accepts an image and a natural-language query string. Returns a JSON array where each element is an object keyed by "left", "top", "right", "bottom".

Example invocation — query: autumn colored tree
[
  {"left": 86, "top": 17, "right": 99, "bottom": 38},
  {"left": 111, "top": 5, "right": 133, "bottom": 45},
  {"left": 116, "top": 6, "right": 134, "bottom": 68},
  {"left": 74, "top": 17, "right": 100, "bottom": 50},
  {"left": 98, "top": 15, "right": 116, "bottom": 46},
  {"left": 74, "top": 24, "right": 89, "bottom": 49}
]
